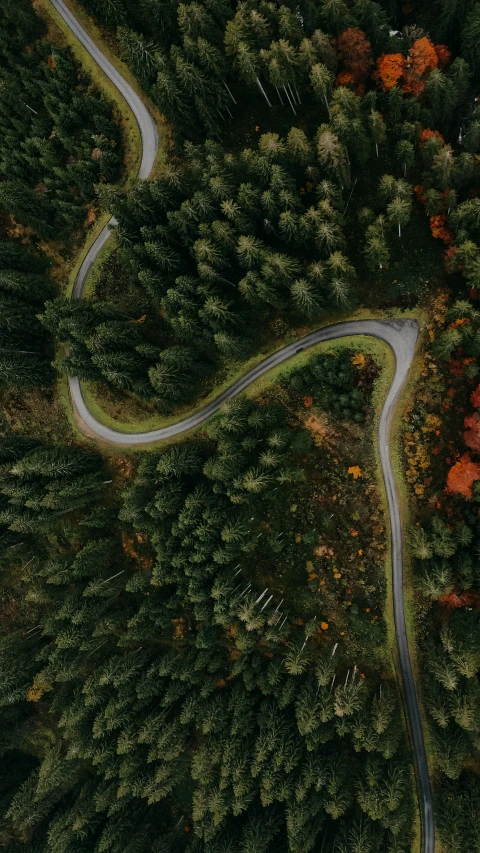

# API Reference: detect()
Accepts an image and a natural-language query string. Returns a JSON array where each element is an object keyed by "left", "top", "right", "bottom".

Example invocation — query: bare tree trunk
[
  {"left": 342, "top": 178, "right": 357, "bottom": 216},
  {"left": 324, "top": 94, "right": 330, "bottom": 117},
  {"left": 398, "top": 222, "right": 401, "bottom": 238},
  {"left": 223, "top": 81, "right": 237, "bottom": 105},
  {"left": 20, "top": 100, "right": 38, "bottom": 114},
  {"left": 375, "top": 142, "right": 379, "bottom": 158},
  {"left": 287, "top": 82, "right": 297, "bottom": 106},
  {"left": 275, "top": 85, "right": 284, "bottom": 106},
  {"left": 283, "top": 84, "right": 296, "bottom": 115},
  {"left": 3, "top": 348, "right": 41, "bottom": 354},
  {"left": 256, "top": 76, "right": 272, "bottom": 107},
  {"left": 294, "top": 83, "right": 302, "bottom": 104}
]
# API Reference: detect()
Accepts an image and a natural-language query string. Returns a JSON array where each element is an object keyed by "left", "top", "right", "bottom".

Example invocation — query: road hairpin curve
[{"left": 49, "top": 2, "right": 434, "bottom": 849}]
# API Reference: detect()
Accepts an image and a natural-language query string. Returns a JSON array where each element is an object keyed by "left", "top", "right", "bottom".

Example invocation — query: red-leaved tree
[
  {"left": 438, "top": 590, "right": 480, "bottom": 608},
  {"left": 464, "top": 412, "right": 480, "bottom": 452},
  {"left": 471, "top": 383, "right": 480, "bottom": 407},
  {"left": 337, "top": 27, "right": 373, "bottom": 84},
  {"left": 434, "top": 44, "right": 452, "bottom": 69},
  {"left": 446, "top": 453, "right": 480, "bottom": 498}
]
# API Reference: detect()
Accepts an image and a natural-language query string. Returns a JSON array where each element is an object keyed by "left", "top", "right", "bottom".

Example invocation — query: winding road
[{"left": 49, "top": 2, "right": 434, "bottom": 850}]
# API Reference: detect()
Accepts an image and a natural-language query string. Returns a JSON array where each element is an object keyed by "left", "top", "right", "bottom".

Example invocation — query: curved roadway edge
[
  {"left": 48, "top": 0, "right": 159, "bottom": 297},
  {"left": 48, "top": 3, "right": 434, "bottom": 850},
  {"left": 72, "top": 318, "right": 435, "bottom": 853}
]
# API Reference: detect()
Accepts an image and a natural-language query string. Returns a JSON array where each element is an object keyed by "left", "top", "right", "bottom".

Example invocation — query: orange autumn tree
[
  {"left": 403, "top": 36, "right": 438, "bottom": 95},
  {"left": 429, "top": 214, "right": 453, "bottom": 243},
  {"left": 446, "top": 453, "right": 480, "bottom": 498},
  {"left": 375, "top": 38, "right": 440, "bottom": 96},
  {"left": 374, "top": 53, "right": 405, "bottom": 91},
  {"left": 336, "top": 69, "right": 355, "bottom": 87},
  {"left": 410, "top": 36, "right": 438, "bottom": 75},
  {"left": 337, "top": 27, "right": 373, "bottom": 85},
  {"left": 464, "top": 412, "right": 480, "bottom": 452},
  {"left": 471, "top": 383, "right": 480, "bottom": 407}
]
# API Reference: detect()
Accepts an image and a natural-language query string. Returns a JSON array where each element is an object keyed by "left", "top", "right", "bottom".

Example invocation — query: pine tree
[
  {"left": 364, "top": 229, "right": 389, "bottom": 271},
  {"left": 432, "top": 144, "right": 456, "bottom": 188},
  {"left": 0, "top": 182, "right": 52, "bottom": 239},
  {"left": 117, "top": 27, "right": 158, "bottom": 87},
  {"left": 317, "top": 127, "right": 350, "bottom": 186},
  {"left": 462, "top": 5, "right": 480, "bottom": 73},
  {"left": 310, "top": 63, "right": 334, "bottom": 113},
  {"left": 386, "top": 196, "right": 412, "bottom": 238}
]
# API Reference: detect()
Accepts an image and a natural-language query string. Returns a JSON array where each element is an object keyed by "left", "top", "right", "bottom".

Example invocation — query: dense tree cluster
[
  {"left": 286, "top": 350, "right": 367, "bottom": 421},
  {"left": 411, "top": 515, "right": 480, "bottom": 758},
  {"left": 410, "top": 498, "right": 480, "bottom": 850},
  {"left": 409, "top": 298, "right": 480, "bottom": 849},
  {"left": 0, "top": 0, "right": 128, "bottom": 394},
  {"left": 74, "top": 0, "right": 480, "bottom": 150},
  {"left": 0, "top": 393, "right": 412, "bottom": 852},
  {"left": 43, "top": 124, "right": 364, "bottom": 404},
  {"left": 64, "top": 11, "right": 480, "bottom": 406},
  {"left": 0, "top": 0, "right": 123, "bottom": 239},
  {"left": 436, "top": 772, "right": 480, "bottom": 851},
  {"left": 0, "top": 437, "right": 107, "bottom": 532},
  {"left": 106, "top": 128, "right": 360, "bottom": 307},
  {"left": 413, "top": 0, "right": 480, "bottom": 75},
  {"left": 6, "top": 0, "right": 480, "bottom": 849},
  {"left": 0, "top": 239, "right": 52, "bottom": 389},
  {"left": 41, "top": 297, "right": 176, "bottom": 404},
  {"left": 69, "top": 109, "right": 417, "bottom": 404}
]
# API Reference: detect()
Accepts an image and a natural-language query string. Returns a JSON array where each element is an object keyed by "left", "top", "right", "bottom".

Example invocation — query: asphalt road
[
  {"left": 48, "top": 0, "right": 158, "bottom": 298},
  {"left": 49, "top": 3, "right": 434, "bottom": 850}
]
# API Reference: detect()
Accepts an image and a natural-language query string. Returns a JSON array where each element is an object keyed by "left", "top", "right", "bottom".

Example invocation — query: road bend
[{"left": 49, "top": 3, "right": 434, "bottom": 849}]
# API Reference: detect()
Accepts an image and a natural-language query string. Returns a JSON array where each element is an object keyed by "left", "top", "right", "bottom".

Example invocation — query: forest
[
  {"left": 2, "top": 0, "right": 480, "bottom": 851},
  {"left": 401, "top": 295, "right": 480, "bottom": 851},
  {"left": 0, "top": 0, "right": 122, "bottom": 390},
  {"left": 36, "top": 0, "right": 480, "bottom": 418},
  {"left": 0, "top": 358, "right": 413, "bottom": 853}
]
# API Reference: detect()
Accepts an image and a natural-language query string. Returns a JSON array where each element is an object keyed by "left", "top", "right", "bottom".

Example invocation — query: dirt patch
[{"left": 305, "top": 413, "right": 336, "bottom": 447}]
